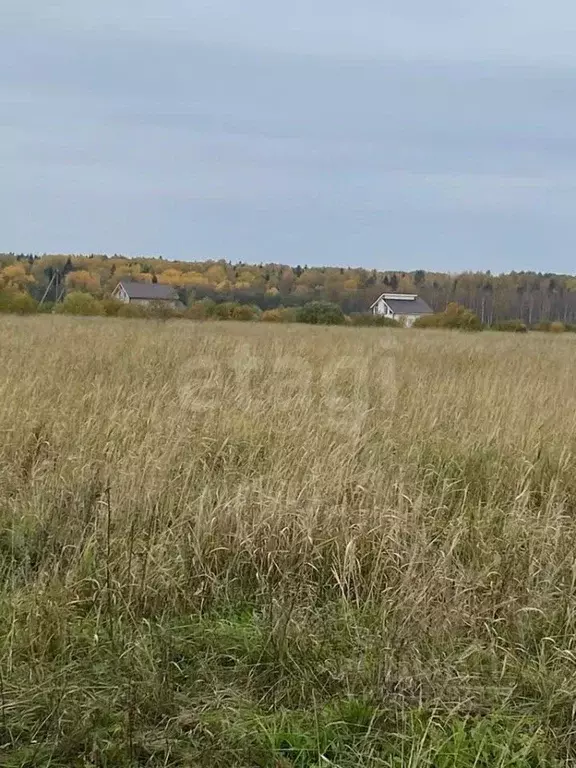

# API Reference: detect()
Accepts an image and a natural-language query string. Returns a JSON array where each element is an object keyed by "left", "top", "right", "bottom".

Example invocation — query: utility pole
[
  {"left": 38, "top": 269, "right": 65, "bottom": 308},
  {"left": 39, "top": 272, "right": 57, "bottom": 306}
]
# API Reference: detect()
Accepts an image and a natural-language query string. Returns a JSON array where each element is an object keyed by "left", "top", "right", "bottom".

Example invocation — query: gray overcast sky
[{"left": 2, "top": 1, "right": 576, "bottom": 271}]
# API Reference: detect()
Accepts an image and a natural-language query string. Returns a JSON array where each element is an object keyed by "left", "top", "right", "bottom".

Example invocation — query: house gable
[
  {"left": 112, "top": 283, "right": 129, "bottom": 302},
  {"left": 373, "top": 297, "right": 394, "bottom": 316}
]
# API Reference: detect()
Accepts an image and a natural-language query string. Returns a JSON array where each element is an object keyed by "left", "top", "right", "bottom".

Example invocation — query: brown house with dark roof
[{"left": 112, "top": 280, "right": 181, "bottom": 309}]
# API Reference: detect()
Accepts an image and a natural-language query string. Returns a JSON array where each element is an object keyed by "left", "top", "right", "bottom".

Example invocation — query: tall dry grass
[{"left": 1, "top": 315, "right": 575, "bottom": 765}]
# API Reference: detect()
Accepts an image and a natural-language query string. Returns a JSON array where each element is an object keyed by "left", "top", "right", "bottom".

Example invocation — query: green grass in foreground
[{"left": 0, "top": 606, "right": 564, "bottom": 767}]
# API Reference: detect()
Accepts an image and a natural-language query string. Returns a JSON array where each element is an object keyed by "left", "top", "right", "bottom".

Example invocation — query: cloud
[
  {"left": 1, "top": 0, "right": 576, "bottom": 269},
  {"left": 7, "top": 0, "right": 576, "bottom": 66}
]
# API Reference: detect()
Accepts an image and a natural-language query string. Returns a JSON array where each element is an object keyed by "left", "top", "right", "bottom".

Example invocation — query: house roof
[
  {"left": 117, "top": 281, "right": 178, "bottom": 301},
  {"left": 370, "top": 293, "right": 433, "bottom": 315}
]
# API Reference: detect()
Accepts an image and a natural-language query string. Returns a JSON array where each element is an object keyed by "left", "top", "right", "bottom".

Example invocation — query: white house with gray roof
[{"left": 370, "top": 293, "right": 433, "bottom": 327}]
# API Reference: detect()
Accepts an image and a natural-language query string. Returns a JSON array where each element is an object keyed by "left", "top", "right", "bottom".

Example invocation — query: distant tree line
[{"left": 3, "top": 252, "right": 576, "bottom": 325}]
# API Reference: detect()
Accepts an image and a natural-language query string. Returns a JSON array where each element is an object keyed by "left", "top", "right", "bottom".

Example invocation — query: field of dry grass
[{"left": 2, "top": 315, "right": 576, "bottom": 766}]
